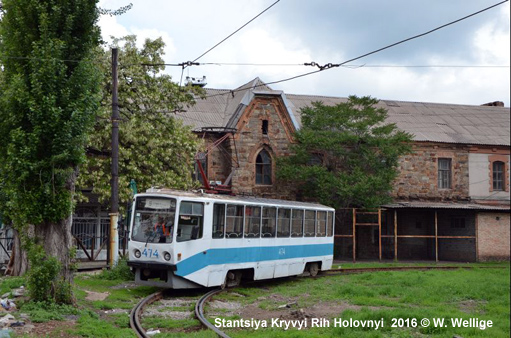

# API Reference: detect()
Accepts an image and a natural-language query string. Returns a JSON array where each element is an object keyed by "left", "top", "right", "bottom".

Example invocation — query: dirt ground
[{"left": 207, "top": 292, "right": 386, "bottom": 324}]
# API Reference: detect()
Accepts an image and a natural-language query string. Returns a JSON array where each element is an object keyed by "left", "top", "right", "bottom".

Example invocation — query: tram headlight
[
  {"left": 163, "top": 252, "right": 171, "bottom": 261},
  {"left": 134, "top": 249, "right": 141, "bottom": 258}
]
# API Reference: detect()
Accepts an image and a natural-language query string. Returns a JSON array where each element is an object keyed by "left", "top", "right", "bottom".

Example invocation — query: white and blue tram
[{"left": 127, "top": 188, "right": 335, "bottom": 288}]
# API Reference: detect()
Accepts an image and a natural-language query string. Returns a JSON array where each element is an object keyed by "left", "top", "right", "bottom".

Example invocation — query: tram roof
[{"left": 139, "top": 188, "right": 334, "bottom": 210}]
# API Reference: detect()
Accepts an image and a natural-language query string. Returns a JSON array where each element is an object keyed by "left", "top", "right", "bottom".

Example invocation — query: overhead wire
[
  {"left": 191, "top": 0, "right": 281, "bottom": 63},
  {"left": 201, "top": 0, "right": 509, "bottom": 99}
]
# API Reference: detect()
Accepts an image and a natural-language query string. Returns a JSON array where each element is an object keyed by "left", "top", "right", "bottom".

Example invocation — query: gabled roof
[{"left": 177, "top": 77, "right": 510, "bottom": 146}]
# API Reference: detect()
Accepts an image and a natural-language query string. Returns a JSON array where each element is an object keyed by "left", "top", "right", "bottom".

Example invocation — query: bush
[{"left": 95, "top": 257, "right": 134, "bottom": 281}]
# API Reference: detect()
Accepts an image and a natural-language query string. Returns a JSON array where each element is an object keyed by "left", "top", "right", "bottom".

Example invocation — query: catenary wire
[
  {"left": 202, "top": 0, "right": 509, "bottom": 99},
  {"left": 191, "top": 0, "right": 281, "bottom": 63}
]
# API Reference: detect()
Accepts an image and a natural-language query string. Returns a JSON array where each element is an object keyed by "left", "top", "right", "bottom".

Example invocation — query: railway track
[
  {"left": 130, "top": 265, "right": 503, "bottom": 337},
  {"left": 195, "top": 289, "right": 231, "bottom": 338},
  {"left": 130, "top": 291, "right": 163, "bottom": 338},
  {"left": 327, "top": 265, "right": 505, "bottom": 275}
]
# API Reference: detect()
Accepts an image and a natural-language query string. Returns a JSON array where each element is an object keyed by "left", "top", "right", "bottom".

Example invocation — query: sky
[{"left": 98, "top": 0, "right": 510, "bottom": 106}]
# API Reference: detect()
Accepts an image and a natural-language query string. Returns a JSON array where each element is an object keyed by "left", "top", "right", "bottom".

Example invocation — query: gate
[{"left": 72, "top": 207, "right": 109, "bottom": 262}]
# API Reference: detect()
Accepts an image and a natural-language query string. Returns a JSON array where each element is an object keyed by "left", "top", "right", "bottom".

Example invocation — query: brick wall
[
  {"left": 229, "top": 96, "right": 297, "bottom": 199},
  {"left": 477, "top": 212, "right": 510, "bottom": 261},
  {"left": 393, "top": 143, "right": 470, "bottom": 201}
]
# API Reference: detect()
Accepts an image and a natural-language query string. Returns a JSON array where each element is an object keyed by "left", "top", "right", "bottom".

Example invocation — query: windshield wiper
[{"left": 145, "top": 230, "right": 158, "bottom": 247}]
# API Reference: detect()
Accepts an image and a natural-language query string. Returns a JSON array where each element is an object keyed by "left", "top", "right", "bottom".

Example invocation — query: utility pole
[{"left": 110, "top": 48, "right": 119, "bottom": 267}]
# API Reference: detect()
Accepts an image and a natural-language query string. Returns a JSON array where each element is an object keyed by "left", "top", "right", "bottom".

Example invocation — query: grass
[
  {"left": 0, "top": 275, "right": 24, "bottom": 296},
  {"left": 1, "top": 262, "right": 509, "bottom": 337},
  {"left": 212, "top": 264, "right": 510, "bottom": 338}
]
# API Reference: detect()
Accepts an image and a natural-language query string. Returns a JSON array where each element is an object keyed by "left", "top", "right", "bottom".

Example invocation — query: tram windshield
[{"left": 131, "top": 197, "right": 176, "bottom": 243}]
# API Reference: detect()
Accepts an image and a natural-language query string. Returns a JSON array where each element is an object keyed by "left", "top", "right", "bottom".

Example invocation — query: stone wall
[
  {"left": 477, "top": 212, "right": 510, "bottom": 261},
  {"left": 228, "top": 96, "right": 297, "bottom": 199},
  {"left": 393, "top": 143, "right": 470, "bottom": 201}
]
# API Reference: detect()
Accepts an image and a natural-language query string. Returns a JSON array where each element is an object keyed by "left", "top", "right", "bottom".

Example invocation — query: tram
[{"left": 127, "top": 188, "right": 335, "bottom": 288}]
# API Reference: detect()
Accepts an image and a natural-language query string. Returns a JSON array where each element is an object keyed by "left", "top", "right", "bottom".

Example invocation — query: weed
[
  {"left": 94, "top": 257, "right": 134, "bottom": 281},
  {"left": 0, "top": 276, "right": 25, "bottom": 296}
]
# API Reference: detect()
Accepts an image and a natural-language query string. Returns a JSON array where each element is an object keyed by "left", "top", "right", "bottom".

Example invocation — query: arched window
[
  {"left": 493, "top": 161, "right": 505, "bottom": 191},
  {"left": 256, "top": 150, "right": 272, "bottom": 185}
]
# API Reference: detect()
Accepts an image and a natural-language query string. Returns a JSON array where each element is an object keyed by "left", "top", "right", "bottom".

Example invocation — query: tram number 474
[{"left": 142, "top": 248, "right": 159, "bottom": 258}]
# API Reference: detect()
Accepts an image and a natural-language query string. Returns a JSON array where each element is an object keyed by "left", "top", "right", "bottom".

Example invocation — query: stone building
[
  {"left": 177, "top": 78, "right": 510, "bottom": 262},
  {"left": 64, "top": 77, "right": 508, "bottom": 264}
]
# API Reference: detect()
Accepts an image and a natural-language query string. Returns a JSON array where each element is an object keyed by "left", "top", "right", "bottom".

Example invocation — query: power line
[
  {"left": 331, "top": 0, "right": 510, "bottom": 68},
  {"left": 203, "top": 0, "right": 510, "bottom": 99},
  {"left": 191, "top": 0, "right": 281, "bottom": 63},
  {"left": 4, "top": 56, "right": 508, "bottom": 70}
]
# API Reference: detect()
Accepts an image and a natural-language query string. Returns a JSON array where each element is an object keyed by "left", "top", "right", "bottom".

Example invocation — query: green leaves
[
  {"left": 77, "top": 36, "right": 202, "bottom": 208},
  {"left": 0, "top": 0, "right": 102, "bottom": 226},
  {"left": 278, "top": 95, "right": 412, "bottom": 209}
]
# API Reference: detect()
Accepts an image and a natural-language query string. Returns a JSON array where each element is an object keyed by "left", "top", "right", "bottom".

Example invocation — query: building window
[
  {"left": 256, "top": 149, "right": 272, "bottom": 185},
  {"left": 193, "top": 153, "right": 207, "bottom": 185},
  {"left": 493, "top": 161, "right": 505, "bottom": 191},
  {"left": 438, "top": 158, "right": 452, "bottom": 189},
  {"left": 262, "top": 120, "right": 269, "bottom": 135}
]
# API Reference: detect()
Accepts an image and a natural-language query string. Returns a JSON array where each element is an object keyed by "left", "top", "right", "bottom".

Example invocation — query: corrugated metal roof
[
  {"left": 383, "top": 201, "right": 510, "bottom": 211},
  {"left": 180, "top": 77, "right": 510, "bottom": 146}
]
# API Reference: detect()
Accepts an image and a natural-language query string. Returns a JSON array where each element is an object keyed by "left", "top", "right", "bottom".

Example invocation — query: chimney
[{"left": 481, "top": 101, "right": 504, "bottom": 107}]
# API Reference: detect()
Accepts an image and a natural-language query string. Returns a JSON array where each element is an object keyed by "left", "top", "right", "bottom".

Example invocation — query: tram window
[
  {"left": 277, "top": 208, "right": 291, "bottom": 237},
  {"left": 244, "top": 206, "right": 261, "bottom": 238},
  {"left": 177, "top": 201, "right": 203, "bottom": 242},
  {"left": 316, "top": 211, "right": 327, "bottom": 237},
  {"left": 262, "top": 207, "right": 276, "bottom": 238},
  {"left": 304, "top": 210, "right": 316, "bottom": 237},
  {"left": 132, "top": 197, "right": 176, "bottom": 244},
  {"left": 291, "top": 209, "right": 304, "bottom": 237},
  {"left": 213, "top": 204, "right": 225, "bottom": 239},
  {"left": 327, "top": 211, "right": 334, "bottom": 237},
  {"left": 226, "top": 204, "right": 244, "bottom": 238}
]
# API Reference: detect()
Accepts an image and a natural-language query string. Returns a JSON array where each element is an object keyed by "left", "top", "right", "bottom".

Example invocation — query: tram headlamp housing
[
  {"left": 134, "top": 249, "right": 141, "bottom": 258},
  {"left": 163, "top": 252, "right": 171, "bottom": 261}
]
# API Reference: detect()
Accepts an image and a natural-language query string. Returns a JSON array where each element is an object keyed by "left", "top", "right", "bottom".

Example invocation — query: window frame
[
  {"left": 244, "top": 205, "right": 262, "bottom": 238},
  {"left": 212, "top": 203, "right": 226, "bottom": 239},
  {"left": 255, "top": 149, "right": 272, "bottom": 185},
  {"left": 226, "top": 204, "right": 244, "bottom": 238},
  {"left": 316, "top": 211, "right": 327, "bottom": 237},
  {"left": 492, "top": 161, "right": 505, "bottom": 191},
  {"left": 291, "top": 209, "right": 304, "bottom": 237},
  {"left": 327, "top": 211, "right": 334, "bottom": 237},
  {"left": 304, "top": 210, "right": 316, "bottom": 237},
  {"left": 277, "top": 208, "right": 291, "bottom": 237},
  {"left": 261, "top": 206, "right": 277, "bottom": 238},
  {"left": 176, "top": 201, "right": 204, "bottom": 242},
  {"left": 438, "top": 158, "right": 452, "bottom": 189}
]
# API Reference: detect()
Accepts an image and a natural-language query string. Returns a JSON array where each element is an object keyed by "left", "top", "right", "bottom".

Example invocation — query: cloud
[{"left": 97, "top": 0, "right": 510, "bottom": 106}]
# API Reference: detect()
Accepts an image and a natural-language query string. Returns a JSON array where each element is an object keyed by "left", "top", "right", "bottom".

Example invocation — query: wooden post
[
  {"left": 378, "top": 208, "right": 382, "bottom": 262},
  {"left": 475, "top": 213, "right": 479, "bottom": 262},
  {"left": 394, "top": 210, "right": 398, "bottom": 261},
  {"left": 434, "top": 210, "right": 438, "bottom": 263},
  {"left": 352, "top": 208, "right": 356, "bottom": 263}
]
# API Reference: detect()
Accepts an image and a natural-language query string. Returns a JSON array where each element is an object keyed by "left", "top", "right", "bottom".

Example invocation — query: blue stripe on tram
[{"left": 175, "top": 243, "right": 334, "bottom": 276}]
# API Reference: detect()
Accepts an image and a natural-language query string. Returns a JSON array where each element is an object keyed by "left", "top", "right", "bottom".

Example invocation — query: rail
[
  {"left": 129, "top": 291, "right": 163, "bottom": 338},
  {"left": 195, "top": 288, "right": 231, "bottom": 338}
]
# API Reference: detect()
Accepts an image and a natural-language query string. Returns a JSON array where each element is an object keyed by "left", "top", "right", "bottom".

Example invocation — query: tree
[
  {"left": 278, "top": 96, "right": 412, "bottom": 209},
  {"left": 0, "top": 0, "right": 101, "bottom": 302},
  {"left": 77, "top": 36, "right": 202, "bottom": 210}
]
